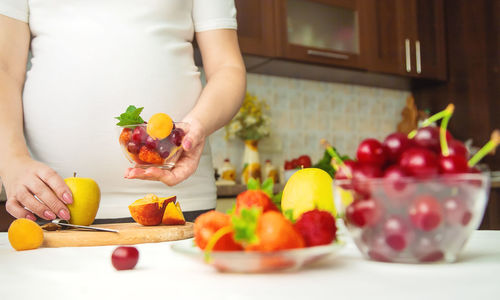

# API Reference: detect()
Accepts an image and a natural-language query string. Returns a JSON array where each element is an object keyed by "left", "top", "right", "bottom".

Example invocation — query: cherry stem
[
  {"left": 320, "top": 139, "right": 343, "bottom": 171},
  {"left": 440, "top": 104, "right": 455, "bottom": 156},
  {"left": 468, "top": 130, "right": 500, "bottom": 167},
  {"left": 408, "top": 104, "right": 453, "bottom": 139},
  {"left": 204, "top": 225, "right": 234, "bottom": 263}
]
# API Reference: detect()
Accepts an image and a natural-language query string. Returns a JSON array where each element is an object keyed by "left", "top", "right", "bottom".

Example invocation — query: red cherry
[
  {"left": 413, "top": 127, "right": 451, "bottom": 152},
  {"left": 334, "top": 160, "right": 357, "bottom": 189},
  {"left": 364, "top": 233, "right": 395, "bottom": 262},
  {"left": 352, "top": 163, "right": 383, "bottom": 198},
  {"left": 169, "top": 128, "right": 185, "bottom": 146},
  {"left": 409, "top": 195, "right": 443, "bottom": 231},
  {"left": 446, "top": 139, "right": 468, "bottom": 157},
  {"left": 356, "top": 138, "right": 387, "bottom": 166},
  {"left": 383, "top": 132, "right": 413, "bottom": 163},
  {"left": 383, "top": 166, "right": 416, "bottom": 203},
  {"left": 443, "top": 197, "right": 472, "bottom": 226},
  {"left": 111, "top": 246, "right": 139, "bottom": 270},
  {"left": 383, "top": 216, "right": 412, "bottom": 251},
  {"left": 346, "top": 198, "right": 383, "bottom": 228},
  {"left": 399, "top": 148, "right": 439, "bottom": 179},
  {"left": 132, "top": 126, "right": 147, "bottom": 144},
  {"left": 297, "top": 155, "right": 312, "bottom": 168},
  {"left": 284, "top": 160, "right": 293, "bottom": 170},
  {"left": 438, "top": 154, "right": 469, "bottom": 174},
  {"left": 291, "top": 158, "right": 300, "bottom": 169},
  {"left": 412, "top": 236, "right": 444, "bottom": 262},
  {"left": 127, "top": 141, "right": 141, "bottom": 154},
  {"left": 145, "top": 136, "right": 159, "bottom": 149},
  {"left": 157, "top": 140, "right": 172, "bottom": 158}
]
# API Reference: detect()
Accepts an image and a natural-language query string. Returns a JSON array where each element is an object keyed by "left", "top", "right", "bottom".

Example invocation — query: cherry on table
[
  {"left": 409, "top": 195, "right": 443, "bottom": 232},
  {"left": 111, "top": 246, "right": 139, "bottom": 271},
  {"left": 356, "top": 138, "right": 387, "bottom": 166},
  {"left": 383, "top": 132, "right": 413, "bottom": 163},
  {"left": 399, "top": 148, "right": 439, "bottom": 179}
]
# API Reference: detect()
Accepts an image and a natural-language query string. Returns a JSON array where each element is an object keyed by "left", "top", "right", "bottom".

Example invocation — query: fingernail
[
  {"left": 26, "top": 215, "right": 37, "bottom": 221},
  {"left": 59, "top": 209, "right": 71, "bottom": 220},
  {"left": 44, "top": 210, "right": 56, "bottom": 220},
  {"left": 62, "top": 192, "right": 73, "bottom": 204},
  {"left": 183, "top": 138, "right": 192, "bottom": 151}
]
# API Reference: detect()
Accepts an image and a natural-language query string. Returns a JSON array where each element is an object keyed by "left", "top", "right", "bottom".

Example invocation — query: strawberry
[
  {"left": 294, "top": 209, "right": 337, "bottom": 247},
  {"left": 244, "top": 211, "right": 305, "bottom": 252},
  {"left": 119, "top": 128, "right": 132, "bottom": 145},
  {"left": 138, "top": 146, "right": 163, "bottom": 164},
  {"left": 194, "top": 211, "right": 242, "bottom": 251},
  {"left": 235, "top": 190, "right": 278, "bottom": 213}
]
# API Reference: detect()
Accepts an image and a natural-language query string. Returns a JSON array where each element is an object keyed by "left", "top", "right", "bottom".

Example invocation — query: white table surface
[{"left": 1, "top": 230, "right": 499, "bottom": 300}]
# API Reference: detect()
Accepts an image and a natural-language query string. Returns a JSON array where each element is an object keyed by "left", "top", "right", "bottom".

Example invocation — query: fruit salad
[
  {"left": 329, "top": 104, "right": 498, "bottom": 263},
  {"left": 115, "top": 106, "right": 186, "bottom": 169}
]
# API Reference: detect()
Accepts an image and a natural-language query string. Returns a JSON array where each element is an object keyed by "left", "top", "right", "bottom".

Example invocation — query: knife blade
[{"left": 52, "top": 219, "right": 119, "bottom": 233}]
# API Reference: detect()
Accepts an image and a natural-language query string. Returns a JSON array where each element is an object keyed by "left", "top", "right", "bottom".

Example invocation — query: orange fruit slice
[
  {"left": 8, "top": 218, "right": 44, "bottom": 251},
  {"left": 147, "top": 113, "right": 173, "bottom": 140}
]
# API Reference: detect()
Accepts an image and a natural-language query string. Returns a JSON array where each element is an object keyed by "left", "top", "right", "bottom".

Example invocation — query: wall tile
[{"left": 210, "top": 73, "right": 410, "bottom": 179}]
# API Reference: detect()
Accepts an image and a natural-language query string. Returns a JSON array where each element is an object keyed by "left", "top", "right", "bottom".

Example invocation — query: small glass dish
[
  {"left": 117, "top": 123, "right": 187, "bottom": 170},
  {"left": 171, "top": 238, "right": 345, "bottom": 273},
  {"left": 333, "top": 172, "right": 491, "bottom": 263}
]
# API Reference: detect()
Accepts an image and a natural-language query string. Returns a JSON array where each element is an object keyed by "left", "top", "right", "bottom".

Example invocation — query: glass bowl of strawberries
[
  {"left": 331, "top": 105, "right": 497, "bottom": 263},
  {"left": 116, "top": 106, "right": 186, "bottom": 170}
]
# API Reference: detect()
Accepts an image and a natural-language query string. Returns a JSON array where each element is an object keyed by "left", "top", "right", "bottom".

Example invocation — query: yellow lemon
[
  {"left": 281, "top": 168, "right": 336, "bottom": 220},
  {"left": 147, "top": 113, "right": 173, "bottom": 140},
  {"left": 8, "top": 218, "right": 44, "bottom": 251}
]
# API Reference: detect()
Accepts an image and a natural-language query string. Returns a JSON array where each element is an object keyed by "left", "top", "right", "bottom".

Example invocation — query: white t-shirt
[{"left": 0, "top": 0, "right": 237, "bottom": 218}]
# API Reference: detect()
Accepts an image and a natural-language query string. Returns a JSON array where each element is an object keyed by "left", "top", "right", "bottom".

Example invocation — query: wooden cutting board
[{"left": 42, "top": 222, "right": 194, "bottom": 248}]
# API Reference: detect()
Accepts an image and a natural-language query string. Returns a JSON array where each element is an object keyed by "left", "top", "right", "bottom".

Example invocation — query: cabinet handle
[
  {"left": 405, "top": 38, "right": 411, "bottom": 72},
  {"left": 415, "top": 40, "right": 422, "bottom": 74},
  {"left": 307, "top": 49, "right": 349, "bottom": 60}
]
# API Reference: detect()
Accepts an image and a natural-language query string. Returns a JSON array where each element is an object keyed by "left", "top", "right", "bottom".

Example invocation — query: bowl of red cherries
[{"left": 331, "top": 104, "right": 498, "bottom": 263}]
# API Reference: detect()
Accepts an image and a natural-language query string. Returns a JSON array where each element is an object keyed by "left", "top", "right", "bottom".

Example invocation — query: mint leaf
[
  {"left": 246, "top": 177, "right": 260, "bottom": 190},
  {"left": 231, "top": 207, "right": 261, "bottom": 246},
  {"left": 115, "top": 105, "right": 145, "bottom": 126},
  {"left": 261, "top": 178, "right": 274, "bottom": 197}
]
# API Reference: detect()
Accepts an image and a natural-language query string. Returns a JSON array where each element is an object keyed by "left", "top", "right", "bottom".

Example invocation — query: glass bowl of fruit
[
  {"left": 330, "top": 105, "right": 498, "bottom": 263},
  {"left": 116, "top": 106, "right": 186, "bottom": 170}
]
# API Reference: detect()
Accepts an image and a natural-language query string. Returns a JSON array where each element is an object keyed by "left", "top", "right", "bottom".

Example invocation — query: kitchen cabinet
[
  {"left": 275, "top": 0, "right": 369, "bottom": 69},
  {"left": 364, "top": 0, "right": 447, "bottom": 80},
  {"left": 234, "top": 0, "right": 446, "bottom": 81},
  {"left": 234, "top": 0, "right": 279, "bottom": 57}
]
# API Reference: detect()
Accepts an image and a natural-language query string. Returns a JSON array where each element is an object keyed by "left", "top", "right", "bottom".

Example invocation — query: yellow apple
[
  {"left": 281, "top": 168, "right": 336, "bottom": 220},
  {"left": 64, "top": 176, "right": 101, "bottom": 226}
]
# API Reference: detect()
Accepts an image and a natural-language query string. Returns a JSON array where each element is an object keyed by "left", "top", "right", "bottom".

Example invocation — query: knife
[{"left": 52, "top": 219, "right": 119, "bottom": 233}]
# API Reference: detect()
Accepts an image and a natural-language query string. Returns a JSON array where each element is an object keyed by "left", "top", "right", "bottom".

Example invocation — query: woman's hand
[
  {"left": 124, "top": 117, "right": 206, "bottom": 186},
  {"left": 2, "top": 157, "right": 73, "bottom": 221}
]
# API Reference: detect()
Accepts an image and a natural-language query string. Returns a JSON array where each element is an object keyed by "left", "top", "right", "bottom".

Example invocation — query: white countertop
[{"left": 1, "top": 231, "right": 499, "bottom": 300}]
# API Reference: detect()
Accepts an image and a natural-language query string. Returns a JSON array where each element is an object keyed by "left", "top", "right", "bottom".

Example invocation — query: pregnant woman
[{"left": 0, "top": 1, "right": 246, "bottom": 222}]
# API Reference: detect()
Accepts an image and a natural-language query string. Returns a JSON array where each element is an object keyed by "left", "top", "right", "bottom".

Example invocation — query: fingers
[
  {"left": 25, "top": 177, "right": 70, "bottom": 220},
  {"left": 182, "top": 119, "right": 204, "bottom": 152},
  {"left": 37, "top": 167, "right": 73, "bottom": 204},
  {"left": 5, "top": 199, "right": 37, "bottom": 221}
]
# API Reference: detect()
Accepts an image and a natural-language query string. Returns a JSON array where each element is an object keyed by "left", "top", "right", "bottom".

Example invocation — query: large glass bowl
[
  {"left": 117, "top": 123, "right": 187, "bottom": 170},
  {"left": 333, "top": 172, "right": 490, "bottom": 263}
]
